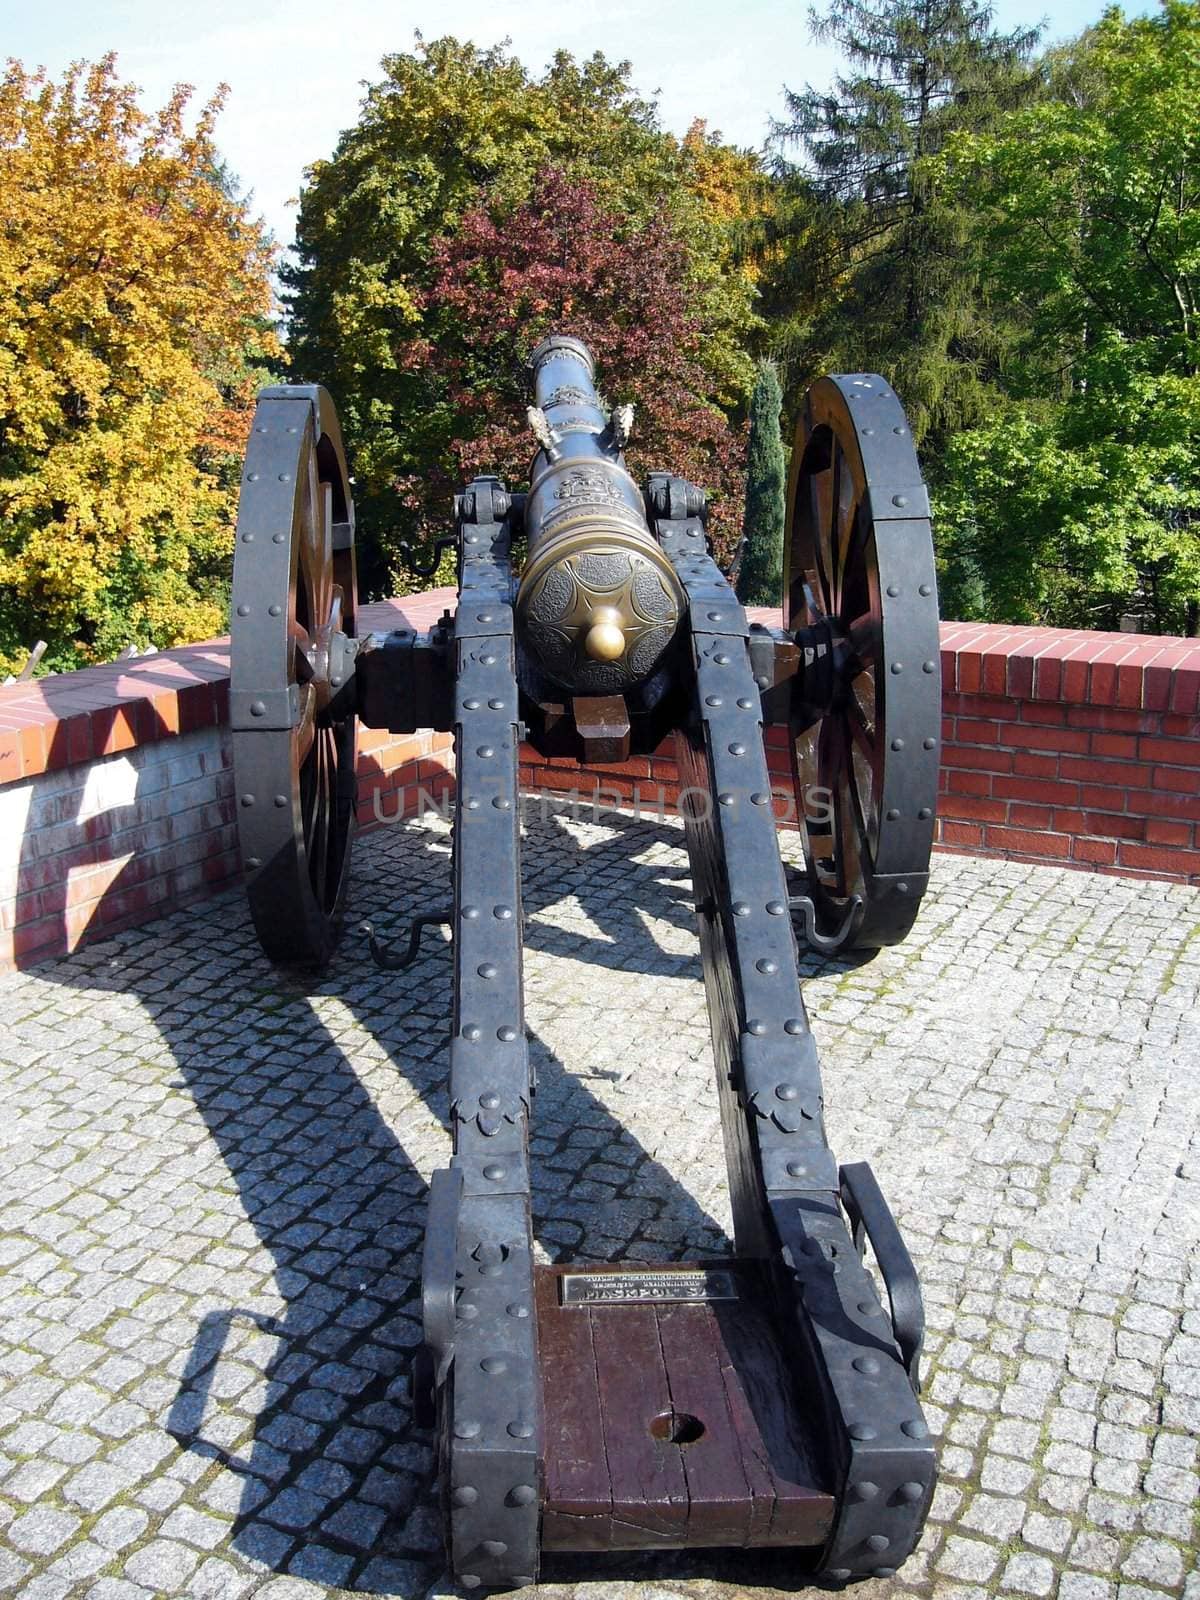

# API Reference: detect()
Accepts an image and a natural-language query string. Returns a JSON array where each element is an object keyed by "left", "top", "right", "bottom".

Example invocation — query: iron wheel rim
[
  {"left": 784, "top": 375, "right": 941, "bottom": 950},
  {"left": 230, "top": 387, "right": 358, "bottom": 967}
]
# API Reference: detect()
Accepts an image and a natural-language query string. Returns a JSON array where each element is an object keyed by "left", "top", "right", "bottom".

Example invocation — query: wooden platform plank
[
  {"left": 656, "top": 1300, "right": 754, "bottom": 1548},
  {"left": 707, "top": 1293, "right": 785, "bottom": 1544},
  {"left": 592, "top": 1298, "right": 689, "bottom": 1545},
  {"left": 534, "top": 1266, "right": 612, "bottom": 1551},
  {"left": 712, "top": 1294, "right": 834, "bottom": 1547}
]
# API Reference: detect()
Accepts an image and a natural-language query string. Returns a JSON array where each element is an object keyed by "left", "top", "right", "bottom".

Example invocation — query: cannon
[{"left": 229, "top": 334, "right": 941, "bottom": 1587}]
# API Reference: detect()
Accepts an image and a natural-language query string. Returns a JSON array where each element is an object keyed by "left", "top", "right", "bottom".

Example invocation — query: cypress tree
[{"left": 736, "top": 361, "right": 787, "bottom": 608}]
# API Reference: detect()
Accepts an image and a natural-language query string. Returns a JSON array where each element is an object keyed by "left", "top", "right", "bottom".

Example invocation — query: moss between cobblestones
[{"left": 1158, "top": 916, "right": 1200, "bottom": 997}]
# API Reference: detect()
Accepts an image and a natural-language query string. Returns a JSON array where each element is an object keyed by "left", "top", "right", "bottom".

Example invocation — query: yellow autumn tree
[{"left": 0, "top": 56, "right": 279, "bottom": 672}]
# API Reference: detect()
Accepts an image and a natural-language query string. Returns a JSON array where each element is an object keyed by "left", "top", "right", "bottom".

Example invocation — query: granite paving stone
[{"left": 1, "top": 805, "right": 1197, "bottom": 1598}]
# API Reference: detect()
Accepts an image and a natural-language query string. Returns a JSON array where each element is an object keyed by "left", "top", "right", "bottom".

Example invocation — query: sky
[{"left": 6, "top": 0, "right": 1148, "bottom": 253}]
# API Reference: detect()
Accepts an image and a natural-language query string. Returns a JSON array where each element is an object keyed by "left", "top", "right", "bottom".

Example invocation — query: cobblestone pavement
[{"left": 1, "top": 805, "right": 1198, "bottom": 1600}]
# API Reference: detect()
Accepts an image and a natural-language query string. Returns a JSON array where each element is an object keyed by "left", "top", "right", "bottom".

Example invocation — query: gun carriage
[{"left": 230, "top": 335, "right": 941, "bottom": 1587}]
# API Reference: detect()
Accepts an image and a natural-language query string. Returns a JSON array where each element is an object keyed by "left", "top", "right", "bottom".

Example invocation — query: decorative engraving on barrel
[
  {"left": 554, "top": 468, "right": 625, "bottom": 507},
  {"left": 571, "top": 657, "right": 629, "bottom": 694},
  {"left": 526, "top": 621, "right": 576, "bottom": 680},
  {"left": 627, "top": 626, "right": 673, "bottom": 680},
  {"left": 631, "top": 566, "right": 674, "bottom": 621},
  {"left": 576, "top": 551, "right": 631, "bottom": 590},
  {"left": 523, "top": 550, "right": 679, "bottom": 691},
  {"left": 549, "top": 345, "right": 592, "bottom": 372},
  {"left": 543, "top": 384, "right": 593, "bottom": 409},
  {"left": 528, "top": 564, "right": 574, "bottom": 626},
  {"left": 536, "top": 495, "right": 650, "bottom": 539}
]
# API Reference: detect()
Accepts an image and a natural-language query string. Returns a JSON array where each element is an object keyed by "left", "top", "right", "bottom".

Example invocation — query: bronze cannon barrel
[{"left": 515, "top": 335, "right": 685, "bottom": 694}]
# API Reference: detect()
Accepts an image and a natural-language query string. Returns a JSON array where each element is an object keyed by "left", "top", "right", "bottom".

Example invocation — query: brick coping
[
  {"left": 2, "top": 598, "right": 1198, "bottom": 787},
  {"left": 0, "top": 593, "right": 454, "bottom": 786}
]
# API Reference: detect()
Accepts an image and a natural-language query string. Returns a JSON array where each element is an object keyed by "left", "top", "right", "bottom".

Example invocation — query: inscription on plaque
[{"left": 559, "top": 1268, "right": 740, "bottom": 1306}]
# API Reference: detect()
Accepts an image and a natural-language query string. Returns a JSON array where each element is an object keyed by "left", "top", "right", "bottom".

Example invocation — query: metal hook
[
  {"left": 359, "top": 910, "right": 452, "bottom": 971},
  {"left": 400, "top": 536, "right": 457, "bottom": 581},
  {"left": 789, "top": 893, "right": 864, "bottom": 955}
]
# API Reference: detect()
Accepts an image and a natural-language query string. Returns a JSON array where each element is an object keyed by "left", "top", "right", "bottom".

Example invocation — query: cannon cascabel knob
[{"left": 584, "top": 608, "right": 627, "bottom": 662}]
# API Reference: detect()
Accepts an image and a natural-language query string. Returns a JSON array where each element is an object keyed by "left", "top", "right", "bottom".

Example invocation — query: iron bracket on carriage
[{"left": 228, "top": 334, "right": 942, "bottom": 1587}]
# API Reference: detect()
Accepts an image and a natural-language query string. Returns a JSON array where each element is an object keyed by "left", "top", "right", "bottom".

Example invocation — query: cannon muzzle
[{"left": 515, "top": 335, "right": 684, "bottom": 694}]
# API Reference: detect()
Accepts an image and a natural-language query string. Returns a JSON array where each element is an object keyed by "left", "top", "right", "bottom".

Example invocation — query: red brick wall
[
  {"left": 935, "top": 623, "right": 1200, "bottom": 882},
  {"left": 1, "top": 595, "right": 1197, "bottom": 970},
  {"left": 0, "top": 595, "right": 452, "bottom": 971}
]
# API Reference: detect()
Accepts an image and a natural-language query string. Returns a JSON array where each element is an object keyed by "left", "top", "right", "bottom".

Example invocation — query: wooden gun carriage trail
[{"left": 228, "top": 334, "right": 943, "bottom": 1588}]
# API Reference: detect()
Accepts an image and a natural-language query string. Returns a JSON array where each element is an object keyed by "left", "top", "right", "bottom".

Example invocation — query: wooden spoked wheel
[
  {"left": 230, "top": 385, "right": 358, "bottom": 967},
  {"left": 784, "top": 375, "right": 941, "bottom": 952}
]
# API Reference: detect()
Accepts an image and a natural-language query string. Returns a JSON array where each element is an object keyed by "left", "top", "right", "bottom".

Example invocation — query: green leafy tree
[
  {"left": 0, "top": 57, "right": 278, "bottom": 673},
  {"left": 736, "top": 361, "right": 787, "bottom": 605},
  {"left": 284, "top": 37, "right": 761, "bottom": 593},
  {"left": 765, "top": 0, "right": 1040, "bottom": 449},
  {"left": 934, "top": 1, "right": 1200, "bottom": 631}
]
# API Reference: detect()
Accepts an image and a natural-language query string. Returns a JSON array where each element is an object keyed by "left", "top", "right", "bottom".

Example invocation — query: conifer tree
[
  {"left": 767, "top": 0, "right": 1040, "bottom": 453},
  {"left": 736, "top": 361, "right": 786, "bottom": 607}
]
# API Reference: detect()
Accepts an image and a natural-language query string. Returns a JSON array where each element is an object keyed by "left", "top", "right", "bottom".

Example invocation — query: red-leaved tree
[{"left": 396, "top": 169, "right": 747, "bottom": 560}]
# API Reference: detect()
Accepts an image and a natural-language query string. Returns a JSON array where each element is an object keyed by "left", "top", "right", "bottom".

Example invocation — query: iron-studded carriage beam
[{"left": 651, "top": 477, "right": 936, "bottom": 1576}]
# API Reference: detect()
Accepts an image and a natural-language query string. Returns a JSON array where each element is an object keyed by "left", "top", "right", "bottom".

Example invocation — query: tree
[
  {"left": 396, "top": 169, "right": 748, "bottom": 559},
  {"left": 0, "top": 57, "right": 279, "bottom": 673},
  {"left": 736, "top": 361, "right": 787, "bottom": 605},
  {"left": 765, "top": 0, "right": 1040, "bottom": 450},
  {"left": 934, "top": 1, "right": 1200, "bottom": 632},
  {"left": 285, "top": 37, "right": 761, "bottom": 593}
]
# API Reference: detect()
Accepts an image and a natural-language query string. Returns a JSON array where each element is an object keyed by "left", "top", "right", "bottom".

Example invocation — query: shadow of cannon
[{"left": 10, "top": 790, "right": 866, "bottom": 1592}]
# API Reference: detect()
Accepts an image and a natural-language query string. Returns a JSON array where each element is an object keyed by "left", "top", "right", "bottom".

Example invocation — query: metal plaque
[{"left": 559, "top": 1268, "right": 740, "bottom": 1307}]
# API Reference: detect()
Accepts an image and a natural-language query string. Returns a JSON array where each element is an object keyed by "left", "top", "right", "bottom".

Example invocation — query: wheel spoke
[
  {"left": 854, "top": 661, "right": 878, "bottom": 734},
  {"left": 311, "top": 727, "right": 336, "bottom": 909},
  {"left": 295, "top": 466, "right": 315, "bottom": 628},
  {"left": 842, "top": 744, "right": 873, "bottom": 883},
  {"left": 307, "top": 458, "right": 332, "bottom": 633},
  {"left": 292, "top": 635, "right": 316, "bottom": 686},
  {"left": 808, "top": 464, "right": 837, "bottom": 616},
  {"left": 829, "top": 446, "right": 845, "bottom": 615},
  {"left": 835, "top": 468, "right": 862, "bottom": 619},
  {"left": 845, "top": 687, "right": 876, "bottom": 762},
  {"left": 793, "top": 723, "right": 829, "bottom": 853},
  {"left": 327, "top": 726, "right": 345, "bottom": 884},
  {"left": 294, "top": 685, "right": 317, "bottom": 770},
  {"left": 305, "top": 718, "right": 325, "bottom": 860},
  {"left": 801, "top": 577, "right": 826, "bottom": 624},
  {"left": 825, "top": 711, "right": 871, "bottom": 899},
  {"left": 295, "top": 458, "right": 325, "bottom": 638},
  {"left": 818, "top": 714, "right": 853, "bottom": 889},
  {"left": 299, "top": 734, "right": 316, "bottom": 844},
  {"left": 846, "top": 610, "right": 880, "bottom": 668},
  {"left": 823, "top": 717, "right": 853, "bottom": 897}
]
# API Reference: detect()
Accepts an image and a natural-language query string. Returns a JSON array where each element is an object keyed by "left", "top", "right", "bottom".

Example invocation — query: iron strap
[
  {"left": 651, "top": 478, "right": 936, "bottom": 1581},
  {"left": 437, "top": 496, "right": 541, "bottom": 1589},
  {"left": 652, "top": 492, "right": 833, "bottom": 1198}
]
